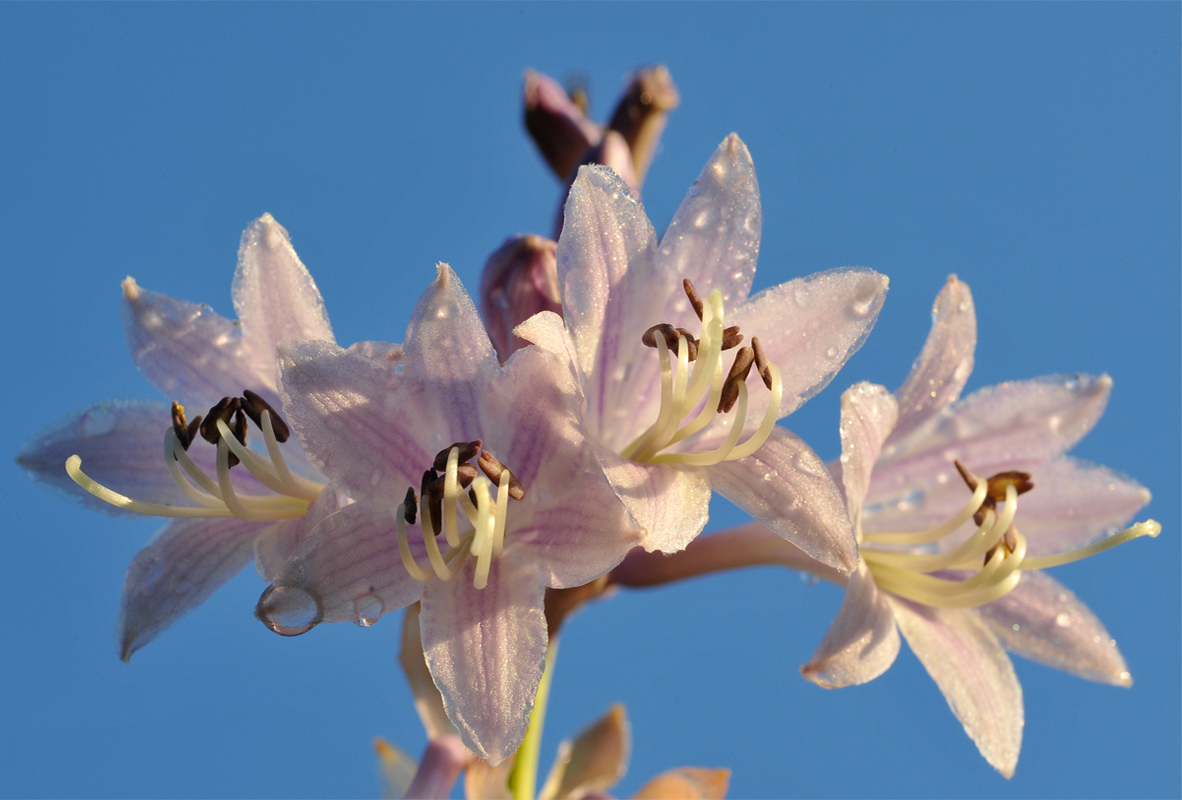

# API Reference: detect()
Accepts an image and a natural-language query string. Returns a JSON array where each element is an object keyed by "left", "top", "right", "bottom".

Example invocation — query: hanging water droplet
[
  {"left": 80, "top": 406, "right": 117, "bottom": 437},
  {"left": 1055, "top": 612, "right": 1073, "bottom": 627},
  {"left": 353, "top": 594, "right": 384, "bottom": 627},
  {"left": 256, "top": 584, "right": 323, "bottom": 636},
  {"left": 686, "top": 181, "right": 703, "bottom": 197}
]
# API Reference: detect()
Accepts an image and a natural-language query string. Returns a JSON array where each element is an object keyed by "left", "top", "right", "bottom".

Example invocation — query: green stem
[{"left": 507, "top": 638, "right": 559, "bottom": 800}]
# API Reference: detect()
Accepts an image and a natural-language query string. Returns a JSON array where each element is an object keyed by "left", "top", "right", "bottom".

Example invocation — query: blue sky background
[{"left": 1, "top": 4, "right": 1178, "bottom": 798}]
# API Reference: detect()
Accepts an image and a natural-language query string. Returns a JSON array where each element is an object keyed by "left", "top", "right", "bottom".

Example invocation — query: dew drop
[
  {"left": 80, "top": 406, "right": 117, "bottom": 437},
  {"left": 1055, "top": 612, "right": 1073, "bottom": 627},
  {"left": 256, "top": 584, "right": 323, "bottom": 636},
  {"left": 957, "top": 300, "right": 969, "bottom": 312},
  {"left": 1093, "top": 635, "right": 1102, "bottom": 644},
  {"left": 353, "top": 594, "right": 384, "bottom": 627},
  {"left": 849, "top": 279, "right": 881, "bottom": 317},
  {"left": 799, "top": 572, "right": 820, "bottom": 586},
  {"left": 826, "top": 346, "right": 838, "bottom": 359},
  {"left": 793, "top": 286, "right": 811, "bottom": 308},
  {"left": 1012, "top": 623, "right": 1021, "bottom": 632},
  {"left": 686, "top": 181, "right": 702, "bottom": 198},
  {"left": 1064, "top": 376, "right": 1081, "bottom": 391},
  {"left": 370, "top": 470, "right": 382, "bottom": 486}
]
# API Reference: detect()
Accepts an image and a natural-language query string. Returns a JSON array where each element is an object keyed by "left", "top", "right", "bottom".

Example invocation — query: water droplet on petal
[
  {"left": 826, "top": 346, "right": 838, "bottom": 359},
  {"left": 849, "top": 278, "right": 882, "bottom": 317},
  {"left": 80, "top": 407, "right": 117, "bottom": 437},
  {"left": 1055, "top": 612, "right": 1073, "bottom": 627},
  {"left": 353, "top": 594, "right": 384, "bottom": 627},
  {"left": 1064, "top": 376, "right": 1081, "bottom": 391},
  {"left": 256, "top": 584, "right": 323, "bottom": 636},
  {"left": 1012, "top": 623, "right": 1021, "bottom": 632},
  {"left": 370, "top": 470, "right": 382, "bottom": 486},
  {"left": 794, "top": 286, "right": 811, "bottom": 308},
  {"left": 799, "top": 572, "right": 820, "bottom": 586},
  {"left": 686, "top": 181, "right": 702, "bottom": 198}
]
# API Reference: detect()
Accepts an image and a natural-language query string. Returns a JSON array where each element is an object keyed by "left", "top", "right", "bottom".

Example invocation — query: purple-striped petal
[
  {"left": 801, "top": 563, "right": 900, "bottom": 688},
  {"left": 232, "top": 214, "right": 334, "bottom": 384},
  {"left": 837, "top": 382, "right": 898, "bottom": 529},
  {"left": 420, "top": 555, "right": 548, "bottom": 765},
  {"left": 890, "top": 275, "right": 975, "bottom": 441},
  {"left": 978, "top": 570, "right": 1131, "bottom": 686},
  {"left": 600, "top": 456, "right": 710, "bottom": 555},
  {"left": 888, "top": 597, "right": 1024, "bottom": 778},
  {"left": 118, "top": 516, "right": 267, "bottom": 661},
  {"left": 707, "top": 427, "right": 857, "bottom": 574}
]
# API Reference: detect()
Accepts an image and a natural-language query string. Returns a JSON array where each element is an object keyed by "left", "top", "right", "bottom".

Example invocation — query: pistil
[
  {"left": 860, "top": 460, "right": 1160, "bottom": 608},
  {"left": 622, "top": 279, "right": 783, "bottom": 466},
  {"left": 66, "top": 394, "right": 321, "bottom": 521}
]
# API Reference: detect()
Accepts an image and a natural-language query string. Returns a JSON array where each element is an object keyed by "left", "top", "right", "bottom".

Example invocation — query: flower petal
[
  {"left": 801, "top": 563, "right": 900, "bottom": 688},
  {"left": 727, "top": 268, "right": 889, "bottom": 421},
  {"left": 232, "top": 214, "right": 334, "bottom": 384},
  {"left": 404, "top": 735, "right": 469, "bottom": 800},
  {"left": 599, "top": 456, "right": 710, "bottom": 555},
  {"left": 888, "top": 597, "right": 1024, "bottom": 778},
  {"left": 978, "top": 570, "right": 1131, "bottom": 686},
  {"left": 707, "top": 427, "right": 857, "bottom": 574},
  {"left": 1008, "top": 456, "right": 1152, "bottom": 557},
  {"left": 420, "top": 555, "right": 548, "bottom": 765},
  {"left": 837, "top": 382, "right": 898, "bottom": 528},
  {"left": 122, "top": 278, "right": 266, "bottom": 410},
  {"left": 279, "top": 501, "right": 425, "bottom": 625},
  {"left": 558, "top": 165, "right": 664, "bottom": 448},
  {"left": 657, "top": 134, "right": 761, "bottom": 311},
  {"left": 480, "top": 235, "right": 562, "bottom": 360},
  {"left": 631, "top": 768, "right": 730, "bottom": 800},
  {"left": 400, "top": 604, "right": 459, "bottom": 741},
  {"left": 539, "top": 704, "right": 630, "bottom": 800},
  {"left": 278, "top": 339, "right": 438, "bottom": 503},
  {"left": 890, "top": 275, "right": 976, "bottom": 442},
  {"left": 872, "top": 374, "right": 1112, "bottom": 504},
  {"left": 117, "top": 516, "right": 266, "bottom": 661}
]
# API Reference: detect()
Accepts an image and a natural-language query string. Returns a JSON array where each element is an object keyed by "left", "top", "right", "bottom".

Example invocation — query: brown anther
[
  {"left": 985, "top": 471, "right": 1035, "bottom": 503},
  {"left": 642, "top": 323, "right": 676, "bottom": 348},
  {"left": 199, "top": 397, "right": 240, "bottom": 445},
  {"left": 425, "top": 477, "right": 445, "bottom": 536},
  {"left": 683, "top": 279, "right": 704, "bottom": 320},
  {"left": 674, "top": 328, "right": 699, "bottom": 361},
  {"left": 751, "top": 337, "right": 773, "bottom": 390},
  {"left": 241, "top": 389, "right": 291, "bottom": 443},
  {"left": 171, "top": 402, "right": 194, "bottom": 451},
  {"left": 433, "top": 440, "right": 483, "bottom": 472},
  {"left": 402, "top": 488, "right": 417, "bottom": 525},
  {"left": 478, "top": 451, "right": 526, "bottom": 500},
  {"left": 420, "top": 467, "right": 439, "bottom": 529},
  {"left": 720, "top": 326, "right": 744, "bottom": 351},
  {"left": 718, "top": 347, "right": 755, "bottom": 413},
  {"left": 454, "top": 464, "right": 479, "bottom": 489}
]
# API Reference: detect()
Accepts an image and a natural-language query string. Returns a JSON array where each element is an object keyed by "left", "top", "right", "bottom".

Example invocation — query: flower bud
[
  {"left": 607, "top": 64, "right": 680, "bottom": 186},
  {"left": 479, "top": 234, "right": 561, "bottom": 360},
  {"left": 524, "top": 69, "right": 603, "bottom": 182}
]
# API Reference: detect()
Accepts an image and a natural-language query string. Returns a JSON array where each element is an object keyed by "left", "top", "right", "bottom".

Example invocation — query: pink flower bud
[{"left": 479, "top": 234, "right": 561, "bottom": 360}]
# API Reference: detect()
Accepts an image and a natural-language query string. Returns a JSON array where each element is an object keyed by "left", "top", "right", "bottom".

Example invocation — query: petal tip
[{"left": 121, "top": 276, "right": 141, "bottom": 303}]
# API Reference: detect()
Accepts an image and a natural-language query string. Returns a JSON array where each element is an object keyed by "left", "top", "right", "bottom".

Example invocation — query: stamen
[
  {"left": 241, "top": 389, "right": 291, "bottom": 443},
  {"left": 433, "top": 440, "right": 482, "bottom": 472},
  {"left": 718, "top": 346, "right": 754, "bottom": 414},
  {"left": 751, "top": 337, "right": 773, "bottom": 390},
  {"left": 720, "top": 326, "right": 743, "bottom": 351},
  {"left": 683, "top": 278, "right": 704, "bottom": 320},
  {"left": 402, "top": 487, "right": 417, "bottom": 524},
  {"left": 477, "top": 451, "right": 525, "bottom": 500},
  {"left": 1022, "top": 520, "right": 1161, "bottom": 569}
]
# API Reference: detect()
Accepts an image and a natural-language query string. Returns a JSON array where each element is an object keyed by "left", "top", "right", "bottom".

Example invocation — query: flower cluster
[{"left": 17, "top": 66, "right": 1159, "bottom": 796}]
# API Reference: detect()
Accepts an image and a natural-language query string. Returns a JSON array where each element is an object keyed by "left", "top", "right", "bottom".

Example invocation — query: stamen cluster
[
  {"left": 622, "top": 279, "right": 783, "bottom": 465},
  {"left": 397, "top": 440, "right": 525, "bottom": 591}
]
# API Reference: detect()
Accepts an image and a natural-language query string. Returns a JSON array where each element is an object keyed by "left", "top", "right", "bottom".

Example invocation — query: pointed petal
[
  {"left": 657, "top": 134, "right": 760, "bottom": 310},
  {"left": 888, "top": 598, "right": 1024, "bottom": 778},
  {"left": 728, "top": 268, "right": 889, "bottom": 420},
  {"left": 978, "top": 570, "right": 1131, "bottom": 686},
  {"left": 837, "top": 382, "right": 898, "bottom": 528},
  {"left": 631, "top": 768, "right": 730, "bottom": 800},
  {"left": 233, "top": 214, "right": 334, "bottom": 384},
  {"left": 1008, "top": 456, "right": 1152, "bottom": 557},
  {"left": 801, "top": 563, "right": 900, "bottom": 688},
  {"left": 400, "top": 604, "right": 459, "bottom": 741},
  {"left": 278, "top": 339, "right": 438, "bottom": 503},
  {"left": 872, "top": 374, "right": 1112, "bottom": 503},
  {"left": 708, "top": 427, "right": 858, "bottom": 574},
  {"left": 122, "top": 277, "right": 266, "bottom": 410},
  {"left": 539, "top": 704, "right": 630, "bottom": 800},
  {"left": 891, "top": 275, "right": 976, "bottom": 441},
  {"left": 374, "top": 738, "right": 418, "bottom": 800},
  {"left": 558, "top": 165, "right": 664, "bottom": 447},
  {"left": 599, "top": 456, "right": 710, "bottom": 555},
  {"left": 117, "top": 517, "right": 266, "bottom": 660},
  {"left": 419, "top": 557, "right": 548, "bottom": 765},
  {"left": 404, "top": 263, "right": 499, "bottom": 389},
  {"left": 404, "top": 735, "right": 469, "bottom": 800},
  {"left": 279, "top": 501, "right": 425, "bottom": 625}
]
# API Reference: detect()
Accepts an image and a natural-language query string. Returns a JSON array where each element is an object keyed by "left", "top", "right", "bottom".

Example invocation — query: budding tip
[{"left": 121, "top": 276, "right": 141, "bottom": 302}]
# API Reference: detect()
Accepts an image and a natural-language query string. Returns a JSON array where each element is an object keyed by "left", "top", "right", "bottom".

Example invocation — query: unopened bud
[
  {"left": 524, "top": 69, "right": 602, "bottom": 181},
  {"left": 607, "top": 64, "right": 680, "bottom": 186},
  {"left": 479, "top": 235, "right": 561, "bottom": 360}
]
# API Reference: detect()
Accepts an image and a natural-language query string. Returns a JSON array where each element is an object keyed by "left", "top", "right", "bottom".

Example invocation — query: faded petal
[
  {"left": 801, "top": 563, "right": 900, "bottom": 688},
  {"left": 657, "top": 134, "right": 760, "bottom": 312},
  {"left": 890, "top": 275, "right": 975, "bottom": 441},
  {"left": 539, "top": 704, "right": 630, "bottom": 800},
  {"left": 117, "top": 516, "right": 266, "bottom": 661},
  {"left": 420, "top": 556, "right": 548, "bottom": 764},
  {"left": 233, "top": 214, "right": 334, "bottom": 383},
  {"left": 558, "top": 164, "right": 663, "bottom": 447},
  {"left": 978, "top": 570, "right": 1132, "bottom": 686},
  {"left": 727, "top": 268, "right": 889, "bottom": 422},
  {"left": 631, "top": 768, "right": 730, "bottom": 800},
  {"left": 888, "top": 597, "right": 1024, "bottom": 778},
  {"left": 399, "top": 604, "right": 458, "bottom": 741},
  {"left": 480, "top": 235, "right": 561, "bottom": 361},
  {"left": 122, "top": 278, "right": 266, "bottom": 411},
  {"left": 708, "top": 427, "right": 857, "bottom": 574},
  {"left": 599, "top": 456, "right": 710, "bottom": 555},
  {"left": 837, "top": 382, "right": 898, "bottom": 528}
]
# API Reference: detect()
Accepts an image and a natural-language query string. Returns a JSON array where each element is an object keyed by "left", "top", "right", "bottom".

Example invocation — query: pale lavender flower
[
  {"left": 16, "top": 214, "right": 358, "bottom": 660},
  {"left": 511, "top": 134, "right": 888, "bottom": 570},
  {"left": 799, "top": 275, "right": 1159, "bottom": 776},
  {"left": 268, "top": 264, "right": 640, "bottom": 764}
]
